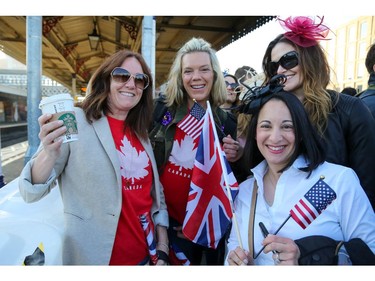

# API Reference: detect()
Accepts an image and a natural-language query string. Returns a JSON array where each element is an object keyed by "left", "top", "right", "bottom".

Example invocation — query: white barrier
[{"left": 0, "top": 178, "right": 64, "bottom": 265}]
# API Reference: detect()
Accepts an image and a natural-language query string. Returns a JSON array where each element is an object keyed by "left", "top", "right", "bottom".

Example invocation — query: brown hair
[
  {"left": 77, "top": 50, "right": 153, "bottom": 140},
  {"left": 262, "top": 34, "right": 334, "bottom": 135}
]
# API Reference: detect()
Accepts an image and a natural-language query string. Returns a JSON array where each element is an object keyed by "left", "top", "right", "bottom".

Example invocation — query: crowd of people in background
[{"left": 13, "top": 16, "right": 375, "bottom": 265}]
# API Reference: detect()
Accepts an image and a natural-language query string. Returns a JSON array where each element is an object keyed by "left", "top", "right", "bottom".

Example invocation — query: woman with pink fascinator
[
  {"left": 224, "top": 18, "right": 375, "bottom": 265},
  {"left": 259, "top": 16, "right": 375, "bottom": 211}
]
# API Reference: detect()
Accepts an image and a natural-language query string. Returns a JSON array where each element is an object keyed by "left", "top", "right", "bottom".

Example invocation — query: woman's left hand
[
  {"left": 223, "top": 135, "right": 243, "bottom": 162},
  {"left": 262, "top": 234, "right": 300, "bottom": 265},
  {"left": 227, "top": 246, "right": 253, "bottom": 265}
]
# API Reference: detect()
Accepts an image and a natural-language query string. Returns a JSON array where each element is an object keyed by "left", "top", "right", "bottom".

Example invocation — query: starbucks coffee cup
[{"left": 39, "top": 94, "right": 78, "bottom": 143}]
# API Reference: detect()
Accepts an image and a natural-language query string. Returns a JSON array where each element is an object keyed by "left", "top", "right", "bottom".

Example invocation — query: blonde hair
[
  {"left": 164, "top": 37, "right": 227, "bottom": 108},
  {"left": 236, "top": 113, "right": 251, "bottom": 140}
]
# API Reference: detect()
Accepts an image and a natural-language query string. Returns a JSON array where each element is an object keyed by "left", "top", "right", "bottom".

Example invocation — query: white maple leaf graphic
[
  {"left": 169, "top": 135, "right": 197, "bottom": 170},
  {"left": 117, "top": 135, "right": 149, "bottom": 184}
]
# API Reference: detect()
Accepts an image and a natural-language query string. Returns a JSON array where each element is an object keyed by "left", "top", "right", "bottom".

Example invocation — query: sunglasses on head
[
  {"left": 268, "top": 51, "right": 299, "bottom": 75},
  {"left": 111, "top": 67, "right": 150, "bottom": 90},
  {"left": 225, "top": 81, "right": 241, "bottom": 93}
]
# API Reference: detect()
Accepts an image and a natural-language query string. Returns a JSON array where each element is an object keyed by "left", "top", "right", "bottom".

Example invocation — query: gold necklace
[
  {"left": 264, "top": 172, "right": 278, "bottom": 206},
  {"left": 265, "top": 172, "right": 278, "bottom": 189}
]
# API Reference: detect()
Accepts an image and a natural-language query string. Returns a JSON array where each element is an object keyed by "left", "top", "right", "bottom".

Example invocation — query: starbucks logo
[{"left": 59, "top": 113, "right": 78, "bottom": 137}]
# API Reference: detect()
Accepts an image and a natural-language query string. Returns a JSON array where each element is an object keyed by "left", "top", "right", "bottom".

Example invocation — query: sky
[{"left": 216, "top": 15, "right": 360, "bottom": 75}]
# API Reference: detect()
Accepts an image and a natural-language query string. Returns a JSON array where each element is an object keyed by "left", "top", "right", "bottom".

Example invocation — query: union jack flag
[
  {"left": 139, "top": 213, "right": 158, "bottom": 265},
  {"left": 177, "top": 101, "right": 206, "bottom": 140},
  {"left": 169, "top": 242, "right": 191, "bottom": 265},
  {"left": 290, "top": 177, "right": 337, "bottom": 229},
  {"left": 182, "top": 106, "right": 239, "bottom": 249}
]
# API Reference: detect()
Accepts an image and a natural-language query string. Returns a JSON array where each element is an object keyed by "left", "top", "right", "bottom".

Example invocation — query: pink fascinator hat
[{"left": 278, "top": 16, "right": 331, "bottom": 47}]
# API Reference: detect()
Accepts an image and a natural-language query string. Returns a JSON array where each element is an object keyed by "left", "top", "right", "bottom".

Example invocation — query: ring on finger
[{"left": 274, "top": 252, "right": 281, "bottom": 265}]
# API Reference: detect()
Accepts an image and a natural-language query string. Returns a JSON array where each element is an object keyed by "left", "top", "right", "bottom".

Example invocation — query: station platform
[{"left": 1, "top": 141, "right": 28, "bottom": 185}]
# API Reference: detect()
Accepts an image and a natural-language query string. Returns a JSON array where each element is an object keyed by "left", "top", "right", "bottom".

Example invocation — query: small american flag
[
  {"left": 290, "top": 177, "right": 336, "bottom": 229},
  {"left": 177, "top": 102, "right": 206, "bottom": 140},
  {"left": 139, "top": 213, "right": 158, "bottom": 265}
]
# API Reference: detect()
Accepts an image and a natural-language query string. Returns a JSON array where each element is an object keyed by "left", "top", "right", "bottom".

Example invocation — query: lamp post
[{"left": 88, "top": 25, "right": 100, "bottom": 51}]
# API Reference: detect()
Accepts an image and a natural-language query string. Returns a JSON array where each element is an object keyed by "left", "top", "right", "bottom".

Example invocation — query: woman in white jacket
[{"left": 226, "top": 88, "right": 375, "bottom": 265}]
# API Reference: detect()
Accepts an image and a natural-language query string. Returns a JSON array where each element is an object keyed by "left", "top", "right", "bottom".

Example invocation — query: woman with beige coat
[{"left": 19, "top": 50, "right": 169, "bottom": 265}]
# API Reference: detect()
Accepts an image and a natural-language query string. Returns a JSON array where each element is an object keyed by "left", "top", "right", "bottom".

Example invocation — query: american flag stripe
[
  {"left": 300, "top": 199, "right": 318, "bottom": 219},
  {"left": 290, "top": 178, "right": 336, "bottom": 229},
  {"left": 178, "top": 116, "right": 195, "bottom": 130},
  {"left": 177, "top": 102, "right": 206, "bottom": 140},
  {"left": 291, "top": 201, "right": 314, "bottom": 229},
  {"left": 179, "top": 116, "right": 204, "bottom": 139},
  {"left": 190, "top": 119, "right": 205, "bottom": 139}
]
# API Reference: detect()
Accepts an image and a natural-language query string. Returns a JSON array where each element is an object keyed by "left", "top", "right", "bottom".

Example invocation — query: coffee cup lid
[{"left": 39, "top": 94, "right": 74, "bottom": 109}]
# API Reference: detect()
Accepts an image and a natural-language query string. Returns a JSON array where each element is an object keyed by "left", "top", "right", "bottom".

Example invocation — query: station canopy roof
[{"left": 0, "top": 16, "right": 276, "bottom": 94}]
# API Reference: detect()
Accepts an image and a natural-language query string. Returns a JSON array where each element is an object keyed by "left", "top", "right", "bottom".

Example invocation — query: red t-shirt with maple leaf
[
  {"left": 107, "top": 116, "right": 154, "bottom": 265},
  {"left": 160, "top": 126, "right": 200, "bottom": 224}
]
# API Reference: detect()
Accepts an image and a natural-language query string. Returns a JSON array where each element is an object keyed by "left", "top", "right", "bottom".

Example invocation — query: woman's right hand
[
  {"left": 227, "top": 246, "right": 253, "bottom": 265},
  {"left": 30, "top": 114, "right": 67, "bottom": 184},
  {"left": 38, "top": 113, "right": 66, "bottom": 160}
]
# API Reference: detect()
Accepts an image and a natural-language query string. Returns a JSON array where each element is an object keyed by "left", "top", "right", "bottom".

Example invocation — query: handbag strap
[{"left": 248, "top": 180, "right": 258, "bottom": 259}]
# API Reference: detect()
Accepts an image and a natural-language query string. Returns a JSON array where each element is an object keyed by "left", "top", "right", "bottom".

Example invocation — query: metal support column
[
  {"left": 24, "top": 16, "right": 42, "bottom": 165},
  {"left": 141, "top": 16, "right": 156, "bottom": 98},
  {"left": 0, "top": 130, "right": 4, "bottom": 188},
  {"left": 72, "top": 73, "right": 77, "bottom": 100}
]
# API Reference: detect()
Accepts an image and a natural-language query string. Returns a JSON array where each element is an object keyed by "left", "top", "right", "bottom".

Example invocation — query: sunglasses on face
[
  {"left": 268, "top": 51, "right": 299, "bottom": 75},
  {"left": 111, "top": 67, "right": 150, "bottom": 90},
  {"left": 225, "top": 81, "right": 241, "bottom": 93}
]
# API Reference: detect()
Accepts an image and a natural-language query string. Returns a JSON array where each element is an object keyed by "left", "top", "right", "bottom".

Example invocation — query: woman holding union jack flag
[{"left": 149, "top": 37, "right": 243, "bottom": 265}]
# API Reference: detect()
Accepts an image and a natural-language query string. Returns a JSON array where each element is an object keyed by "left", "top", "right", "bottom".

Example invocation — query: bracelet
[
  {"left": 157, "top": 242, "right": 169, "bottom": 251},
  {"left": 157, "top": 250, "right": 170, "bottom": 264}
]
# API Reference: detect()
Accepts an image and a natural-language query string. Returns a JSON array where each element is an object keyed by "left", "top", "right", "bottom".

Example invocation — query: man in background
[
  {"left": 358, "top": 43, "right": 375, "bottom": 119},
  {"left": 342, "top": 87, "right": 357, "bottom": 96},
  {"left": 234, "top": 65, "right": 257, "bottom": 84}
]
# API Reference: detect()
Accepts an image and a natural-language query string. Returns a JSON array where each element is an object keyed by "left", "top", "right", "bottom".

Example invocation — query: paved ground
[{"left": 0, "top": 141, "right": 28, "bottom": 185}]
